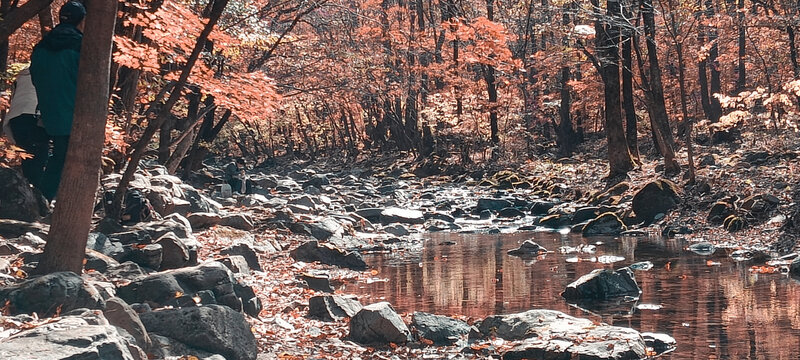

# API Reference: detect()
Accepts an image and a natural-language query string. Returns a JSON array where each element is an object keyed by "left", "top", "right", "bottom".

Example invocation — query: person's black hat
[{"left": 59, "top": 1, "right": 86, "bottom": 25}]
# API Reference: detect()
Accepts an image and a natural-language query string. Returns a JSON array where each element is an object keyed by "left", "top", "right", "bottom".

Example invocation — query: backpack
[{"left": 104, "top": 189, "right": 154, "bottom": 225}]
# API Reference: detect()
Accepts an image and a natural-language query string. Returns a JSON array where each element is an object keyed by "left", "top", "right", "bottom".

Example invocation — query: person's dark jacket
[{"left": 30, "top": 23, "right": 82, "bottom": 136}]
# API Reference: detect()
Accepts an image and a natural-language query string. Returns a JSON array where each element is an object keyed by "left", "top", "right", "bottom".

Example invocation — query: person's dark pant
[
  {"left": 41, "top": 135, "right": 69, "bottom": 201},
  {"left": 8, "top": 115, "right": 49, "bottom": 189}
]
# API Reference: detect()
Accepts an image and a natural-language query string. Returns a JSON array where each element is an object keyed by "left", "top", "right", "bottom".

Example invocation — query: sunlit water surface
[{"left": 345, "top": 232, "right": 800, "bottom": 359}]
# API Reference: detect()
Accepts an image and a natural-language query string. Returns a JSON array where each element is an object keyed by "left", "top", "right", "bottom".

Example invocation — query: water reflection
[{"left": 345, "top": 232, "right": 800, "bottom": 359}]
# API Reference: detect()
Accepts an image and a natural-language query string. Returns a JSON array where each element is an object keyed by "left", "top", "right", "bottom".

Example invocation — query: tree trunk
[
  {"left": 597, "top": 0, "right": 634, "bottom": 176},
  {"left": 789, "top": 26, "right": 799, "bottom": 78},
  {"left": 37, "top": 3, "right": 52, "bottom": 36},
  {"left": 621, "top": 22, "right": 639, "bottom": 163},
  {"left": 641, "top": 0, "right": 679, "bottom": 173},
  {"left": 556, "top": 66, "right": 577, "bottom": 155},
  {"left": 110, "top": 0, "right": 228, "bottom": 219},
  {"left": 706, "top": 0, "right": 722, "bottom": 122},
  {"left": 0, "top": 0, "right": 53, "bottom": 43},
  {"left": 735, "top": 0, "right": 746, "bottom": 93},
  {"left": 36, "top": 0, "right": 117, "bottom": 274}
]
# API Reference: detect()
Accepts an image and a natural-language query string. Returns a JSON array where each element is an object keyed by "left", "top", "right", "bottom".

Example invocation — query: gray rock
[
  {"left": 349, "top": 302, "right": 411, "bottom": 344},
  {"left": 117, "top": 262, "right": 241, "bottom": 311},
  {"left": 304, "top": 174, "right": 331, "bottom": 188},
  {"left": 0, "top": 272, "right": 104, "bottom": 316},
  {"left": 477, "top": 198, "right": 513, "bottom": 212},
  {"left": 233, "top": 282, "right": 262, "bottom": 317},
  {"left": 87, "top": 232, "right": 125, "bottom": 259},
  {"left": 220, "top": 243, "right": 262, "bottom": 272},
  {"left": 0, "top": 219, "right": 49, "bottom": 239},
  {"left": 106, "top": 261, "right": 147, "bottom": 281},
  {"left": 219, "top": 255, "right": 251, "bottom": 274},
  {"left": 380, "top": 208, "right": 424, "bottom": 225},
  {"left": 309, "top": 218, "right": 344, "bottom": 241},
  {"left": 308, "top": 295, "right": 363, "bottom": 321},
  {"left": 85, "top": 249, "right": 119, "bottom": 273},
  {"left": 178, "top": 185, "right": 222, "bottom": 214},
  {"left": 497, "top": 207, "right": 525, "bottom": 218},
  {"left": 139, "top": 305, "right": 257, "bottom": 360},
  {"left": 632, "top": 179, "right": 681, "bottom": 223},
  {"left": 384, "top": 224, "right": 410, "bottom": 237},
  {"left": 290, "top": 241, "right": 367, "bottom": 270},
  {"left": 572, "top": 206, "right": 601, "bottom": 224},
  {"left": 301, "top": 273, "right": 334, "bottom": 292},
  {"left": 507, "top": 240, "right": 546, "bottom": 257},
  {"left": 790, "top": 256, "right": 800, "bottom": 277},
  {"left": 0, "top": 167, "right": 49, "bottom": 222},
  {"left": 123, "top": 243, "right": 163, "bottom": 270},
  {"left": 530, "top": 201, "right": 557, "bottom": 215},
  {"left": 149, "top": 334, "right": 224, "bottom": 359},
  {"left": 104, "top": 297, "right": 152, "bottom": 351},
  {"left": 0, "top": 315, "right": 141, "bottom": 360},
  {"left": 411, "top": 312, "right": 471, "bottom": 345},
  {"left": 155, "top": 232, "right": 193, "bottom": 270},
  {"left": 642, "top": 332, "right": 677, "bottom": 355},
  {"left": 355, "top": 208, "right": 384, "bottom": 222},
  {"left": 289, "top": 195, "right": 317, "bottom": 209},
  {"left": 582, "top": 212, "right": 627, "bottom": 236},
  {"left": 479, "top": 309, "right": 646, "bottom": 359},
  {"left": 561, "top": 267, "right": 641, "bottom": 301},
  {"left": 220, "top": 214, "right": 255, "bottom": 231},
  {"left": 187, "top": 212, "right": 223, "bottom": 229}
]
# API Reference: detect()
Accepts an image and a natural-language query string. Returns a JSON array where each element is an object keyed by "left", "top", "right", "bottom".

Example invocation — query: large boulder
[
  {"left": 220, "top": 214, "right": 255, "bottom": 231},
  {"left": 582, "top": 212, "right": 627, "bottom": 236},
  {"left": 349, "top": 302, "right": 412, "bottom": 344},
  {"left": 290, "top": 241, "right": 367, "bottom": 270},
  {"left": 0, "top": 272, "right": 104, "bottom": 316},
  {"left": 632, "top": 179, "right": 681, "bottom": 223},
  {"left": 0, "top": 314, "right": 142, "bottom": 360},
  {"left": 116, "top": 262, "right": 242, "bottom": 311},
  {"left": 411, "top": 312, "right": 471, "bottom": 345},
  {"left": 0, "top": 167, "right": 48, "bottom": 222},
  {"left": 139, "top": 305, "right": 257, "bottom": 360},
  {"left": 308, "top": 218, "right": 345, "bottom": 241},
  {"left": 478, "top": 309, "right": 646, "bottom": 360},
  {"left": 308, "top": 295, "right": 363, "bottom": 321},
  {"left": 561, "top": 267, "right": 641, "bottom": 301},
  {"left": 507, "top": 240, "right": 547, "bottom": 258},
  {"left": 187, "top": 212, "right": 222, "bottom": 229}
]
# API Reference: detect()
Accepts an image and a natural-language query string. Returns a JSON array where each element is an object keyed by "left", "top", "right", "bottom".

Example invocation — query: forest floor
[{"left": 223, "top": 123, "right": 800, "bottom": 359}]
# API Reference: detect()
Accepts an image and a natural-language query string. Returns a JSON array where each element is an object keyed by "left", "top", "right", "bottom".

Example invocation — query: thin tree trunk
[
  {"left": 735, "top": 0, "right": 746, "bottom": 93},
  {"left": 556, "top": 66, "right": 577, "bottom": 155},
  {"left": 621, "top": 22, "right": 640, "bottom": 163},
  {"left": 789, "top": 26, "right": 799, "bottom": 78},
  {"left": 110, "top": 0, "right": 228, "bottom": 219},
  {"left": 641, "top": 0, "right": 679, "bottom": 173},
  {"left": 36, "top": 0, "right": 117, "bottom": 274},
  {"left": 706, "top": 0, "right": 722, "bottom": 122}
]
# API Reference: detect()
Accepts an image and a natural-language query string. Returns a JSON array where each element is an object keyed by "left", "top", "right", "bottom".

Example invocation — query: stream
[{"left": 346, "top": 231, "right": 800, "bottom": 359}]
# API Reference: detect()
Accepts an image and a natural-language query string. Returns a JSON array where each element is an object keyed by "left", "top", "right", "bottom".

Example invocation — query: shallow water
[{"left": 345, "top": 231, "right": 800, "bottom": 359}]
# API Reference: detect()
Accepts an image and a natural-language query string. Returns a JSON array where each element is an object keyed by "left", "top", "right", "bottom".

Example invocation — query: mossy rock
[
  {"left": 582, "top": 212, "right": 627, "bottom": 236},
  {"left": 632, "top": 179, "right": 681, "bottom": 223},
  {"left": 707, "top": 201, "right": 734, "bottom": 224},
  {"left": 723, "top": 215, "right": 746, "bottom": 232}
]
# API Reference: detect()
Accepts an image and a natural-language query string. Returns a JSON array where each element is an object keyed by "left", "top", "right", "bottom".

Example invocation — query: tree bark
[
  {"left": 789, "top": 26, "right": 799, "bottom": 78},
  {"left": 621, "top": 16, "right": 639, "bottom": 163},
  {"left": 556, "top": 66, "right": 577, "bottom": 155},
  {"left": 735, "top": 0, "right": 746, "bottom": 93},
  {"left": 36, "top": 0, "right": 117, "bottom": 274},
  {"left": 37, "top": 3, "right": 52, "bottom": 36},
  {"left": 0, "top": 0, "right": 53, "bottom": 43},
  {"left": 597, "top": 0, "right": 634, "bottom": 176},
  {"left": 641, "top": 0, "right": 679, "bottom": 173}
]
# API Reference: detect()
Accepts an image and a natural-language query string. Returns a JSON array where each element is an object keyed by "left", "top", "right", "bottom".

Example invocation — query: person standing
[
  {"left": 29, "top": 1, "right": 86, "bottom": 200},
  {"left": 2, "top": 67, "right": 48, "bottom": 188}
]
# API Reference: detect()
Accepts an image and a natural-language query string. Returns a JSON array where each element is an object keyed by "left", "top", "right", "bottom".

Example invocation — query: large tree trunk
[
  {"left": 109, "top": 0, "right": 228, "bottom": 219},
  {"left": 597, "top": 0, "right": 634, "bottom": 176},
  {"left": 36, "top": 0, "right": 117, "bottom": 274},
  {"left": 641, "top": 0, "right": 679, "bottom": 173},
  {"left": 789, "top": 26, "right": 799, "bottom": 78}
]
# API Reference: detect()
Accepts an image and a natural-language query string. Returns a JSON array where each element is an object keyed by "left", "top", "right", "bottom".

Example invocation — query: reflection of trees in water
[{"left": 350, "top": 232, "right": 800, "bottom": 358}]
